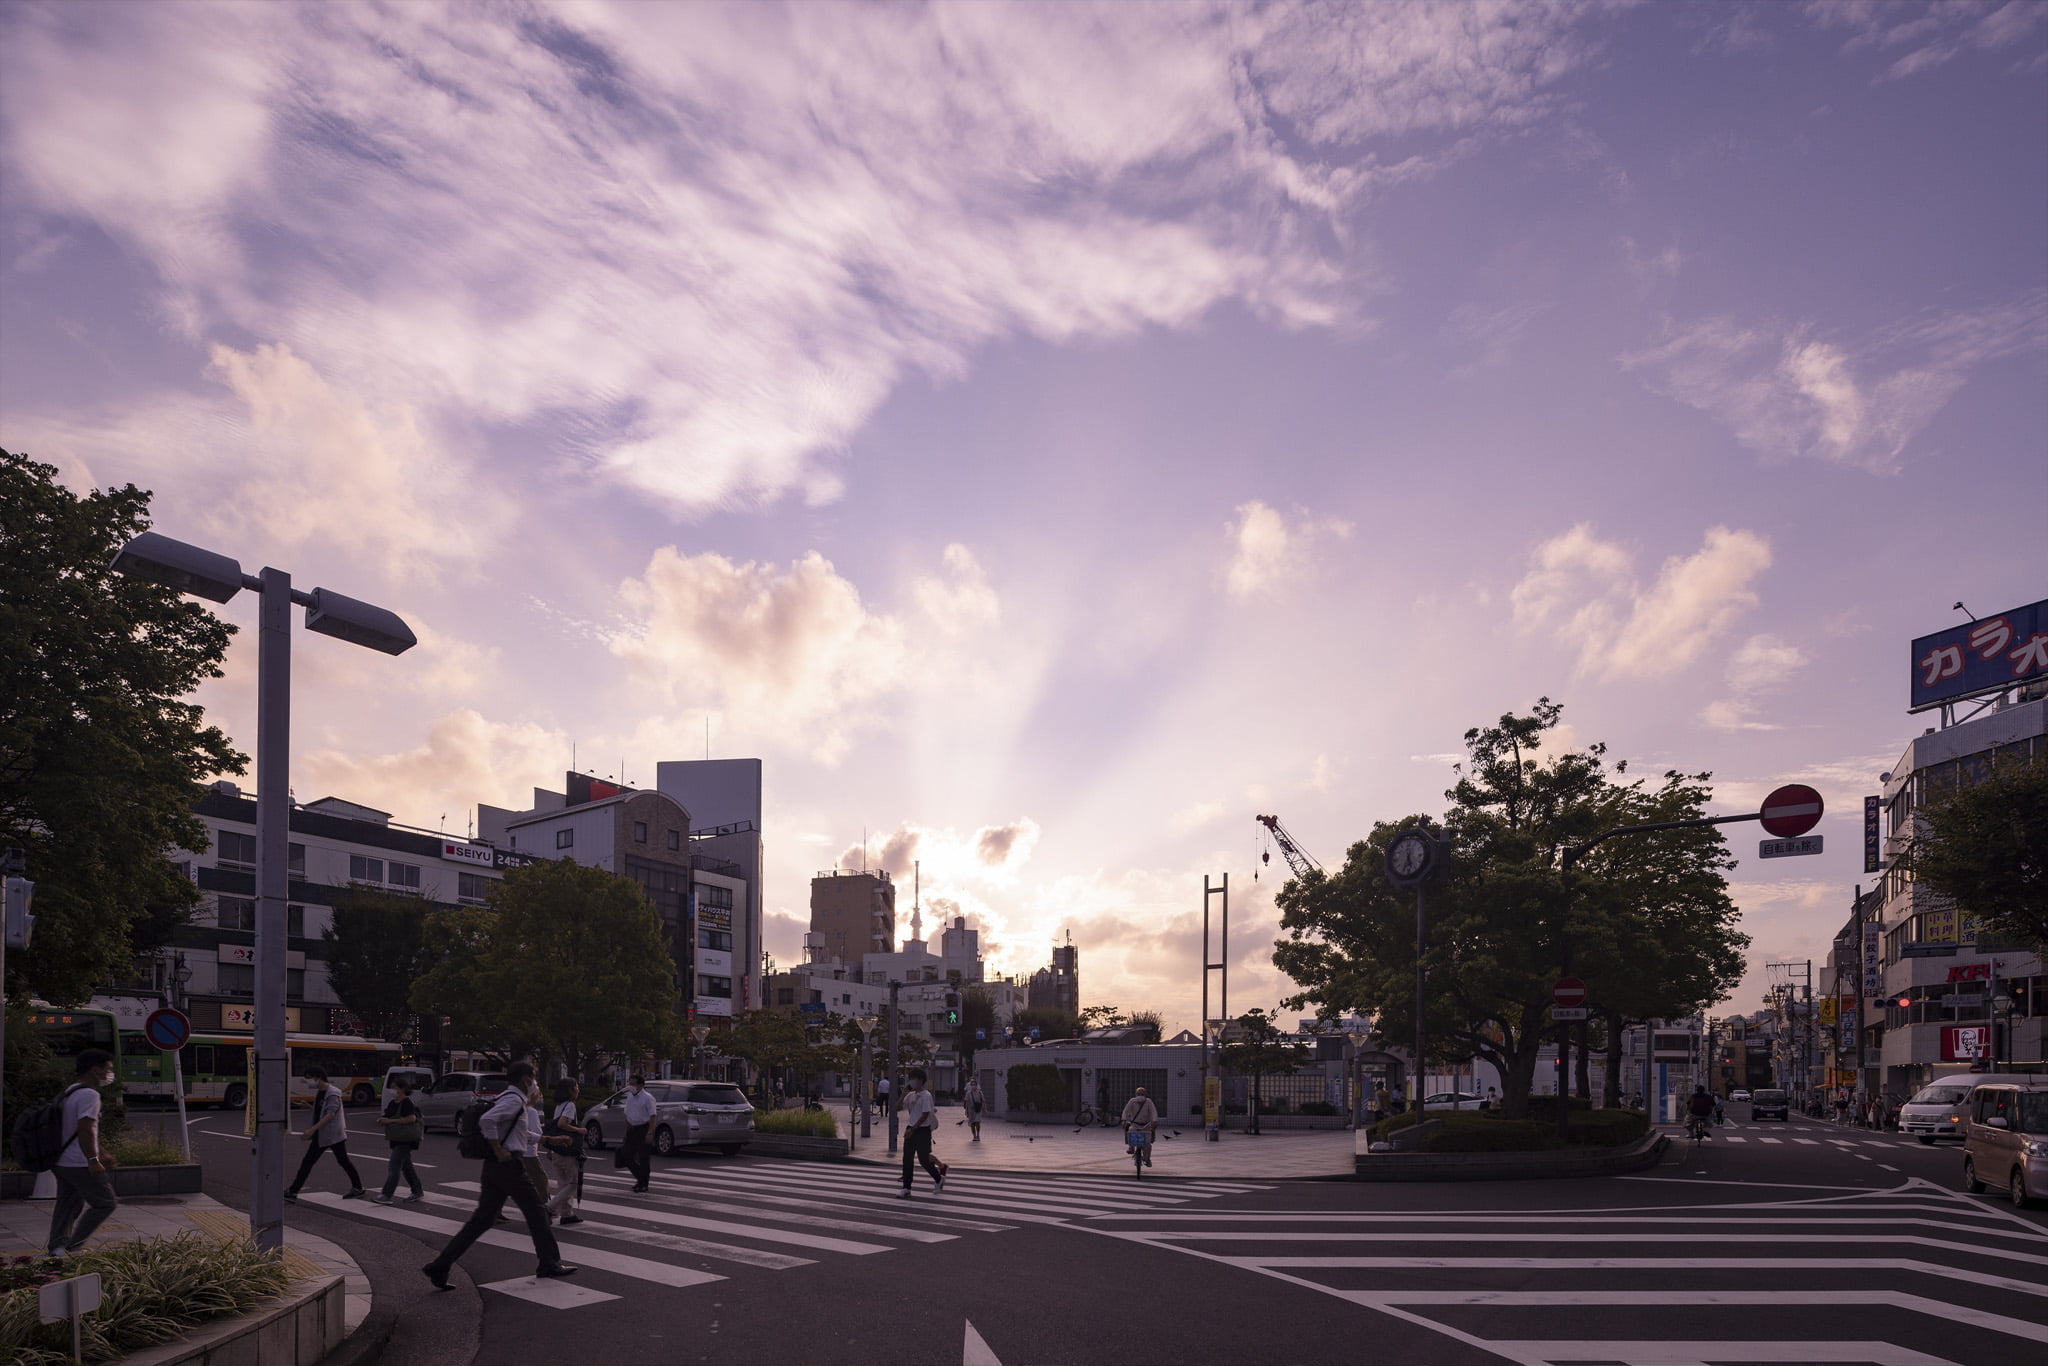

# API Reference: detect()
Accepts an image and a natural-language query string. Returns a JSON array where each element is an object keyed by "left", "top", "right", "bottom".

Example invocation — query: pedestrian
[
  {"left": 373, "top": 1075, "right": 425, "bottom": 1204},
  {"left": 45, "top": 1048, "right": 120, "bottom": 1259},
  {"left": 619, "top": 1072, "right": 656, "bottom": 1192},
  {"left": 1120, "top": 1086, "right": 1158, "bottom": 1166},
  {"left": 285, "top": 1067, "right": 364, "bottom": 1202},
  {"left": 1370, "top": 1083, "right": 1389, "bottom": 1126},
  {"left": 1480, "top": 1086, "right": 1499, "bottom": 1112},
  {"left": 421, "top": 1060, "right": 576, "bottom": 1289},
  {"left": 519, "top": 1077, "right": 554, "bottom": 1214},
  {"left": 543, "top": 1079, "right": 586, "bottom": 1226},
  {"left": 876, "top": 1074, "right": 891, "bottom": 1111},
  {"left": 962, "top": 1076, "right": 986, "bottom": 1141},
  {"left": 1713, "top": 1093, "right": 1726, "bottom": 1127},
  {"left": 897, "top": 1067, "right": 947, "bottom": 1199}
]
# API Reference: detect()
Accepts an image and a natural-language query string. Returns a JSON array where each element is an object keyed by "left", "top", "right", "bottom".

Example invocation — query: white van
[{"left": 1900, "top": 1072, "right": 2042, "bottom": 1144}]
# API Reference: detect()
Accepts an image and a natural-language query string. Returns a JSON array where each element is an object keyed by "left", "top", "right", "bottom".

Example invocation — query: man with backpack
[
  {"left": 45, "top": 1049, "right": 120, "bottom": 1258},
  {"left": 422, "top": 1061, "right": 576, "bottom": 1289}
]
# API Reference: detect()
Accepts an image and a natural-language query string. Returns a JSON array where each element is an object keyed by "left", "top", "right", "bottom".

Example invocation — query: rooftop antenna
[{"left": 1953, "top": 601, "right": 1977, "bottom": 622}]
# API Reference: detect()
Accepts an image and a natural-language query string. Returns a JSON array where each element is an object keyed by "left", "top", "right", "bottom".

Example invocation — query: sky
[{"left": 3, "top": 1, "right": 2043, "bottom": 1037}]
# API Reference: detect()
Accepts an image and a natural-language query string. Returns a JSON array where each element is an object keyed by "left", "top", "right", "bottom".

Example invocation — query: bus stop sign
[{"left": 143, "top": 1007, "right": 191, "bottom": 1052}]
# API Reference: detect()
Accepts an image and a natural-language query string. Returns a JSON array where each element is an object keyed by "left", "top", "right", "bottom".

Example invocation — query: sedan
[
  {"left": 1422, "top": 1091, "right": 1483, "bottom": 1110},
  {"left": 583, "top": 1080, "right": 755, "bottom": 1156},
  {"left": 1730, "top": 1090, "right": 1752, "bottom": 1103}
]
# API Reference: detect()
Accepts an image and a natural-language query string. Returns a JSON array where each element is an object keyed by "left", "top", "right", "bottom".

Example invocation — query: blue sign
[
  {"left": 798, "top": 1002, "right": 826, "bottom": 1016},
  {"left": 974, "top": 1028, "right": 987, "bottom": 1042},
  {"left": 1911, "top": 599, "right": 2048, "bottom": 711},
  {"left": 143, "top": 1008, "right": 191, "bottom": 1052},
  {"left": 1863, "top": 795, "right": 1881, "bottom": 874},
  {"left": 1029, "top": 1026, "right": 1041, "bottom": 1040}
]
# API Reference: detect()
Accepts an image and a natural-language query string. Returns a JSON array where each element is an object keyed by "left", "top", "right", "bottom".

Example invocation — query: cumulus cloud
[
  {"left": 1703, "top": 633, "right": 1810, "bottom": 731},
  {"left": 0, "top": 2, "right": 1608, "bottom": 516},
  {"left": 608, "top": 542, "right": 998, "bottom": 763},
  {"left": 1512, "top": 524, "right": 1772, "bottom": 682},
  {"left": 1621, "top": 294, "right": 2048, "bottom": 473},
  {"left": 299, "top": 708, "right": 569, "bottom": 829},
  {"left": 1225, "top": 500, "right": 1353, "bottom": 600}
]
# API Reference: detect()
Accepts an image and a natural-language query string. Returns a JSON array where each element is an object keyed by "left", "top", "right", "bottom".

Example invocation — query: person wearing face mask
[
  {"left": 620, "top": 1073, "right": 656, "bottom": 1192},
  {"left": 46, "top": 1049, "right": 121, "bottom": 1259}
]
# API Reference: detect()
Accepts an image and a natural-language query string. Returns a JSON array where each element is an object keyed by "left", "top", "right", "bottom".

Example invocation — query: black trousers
[
  {"left": 428, "top": 1158, "right": 561, "bottom": 1273},
  {"left": 623, "top": 1125, "right": 652, "bottom": 1187},
  {"left": 901, "top": 1126, "right": 941, "bottom": 1188},
  {"left": 288, "top": 1140, "right": 362, "bottom": 1194},
  {"left": 381, "top": 1143, "right": 423, "bottom": 1197},
  {"left": 48, "top": 1165, "right": 119, "bottom": 1253}
]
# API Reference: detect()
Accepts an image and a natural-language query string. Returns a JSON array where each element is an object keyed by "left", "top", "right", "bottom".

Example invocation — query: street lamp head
[
  {"left": 304, "top": 587, "right": 417, "bottom": 655},
  {"left": 110, "top": 532, "right": 247, "bottom": 604}
]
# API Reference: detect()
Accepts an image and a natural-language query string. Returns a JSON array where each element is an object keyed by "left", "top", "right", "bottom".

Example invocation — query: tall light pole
[
  {"left": 855, "top": 1014, "right": 878, "bottom": 1140},
  {"left": 111, "top": 532, "right": 413, "bottom": 1253}
]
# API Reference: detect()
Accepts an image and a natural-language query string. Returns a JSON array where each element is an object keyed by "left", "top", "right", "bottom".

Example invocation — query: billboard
[
  {"left": 1941, "top": 1024, "right": 1991, "bottom": 1062},
  {"left": 1911, "top": 599, "right": 2048, "bottom": 712}
]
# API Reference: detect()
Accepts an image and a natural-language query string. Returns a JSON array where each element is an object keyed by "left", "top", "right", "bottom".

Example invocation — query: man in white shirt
[
  {"left": 621, "top": 1073, "right": 657, "bottom": 1192},
  {"left": 422, "top": 1061, "right": 577, "bottom": 1288},
  {"left": 46, "top": 1049, "right": 120, "bottom": 1258},
  {"left": 285, "top": 1067, "right": 364, "bottom": 1201},
  {"left": 1120, "top": 1087, "right": 1159, "bottom": 1167},
  {"left": 897, "top": 1068, "right": 947, "bottom": 1199}
]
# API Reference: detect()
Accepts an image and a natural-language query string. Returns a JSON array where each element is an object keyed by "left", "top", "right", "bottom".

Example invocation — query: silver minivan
[
  {"left": 1901, "top": 1072, "right": 2039, "bottom": 1144},
  {"left": 1962, "top": 1082, "right": 2048, "bottom": 1209}
]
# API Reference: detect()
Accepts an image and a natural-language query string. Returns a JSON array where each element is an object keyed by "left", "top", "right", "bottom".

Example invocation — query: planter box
[
  {"left": 1, "top": 1163, "right": 202, "bottom": 1201},
  {"left": 116, "top": 1274, "right": 344, "bottom": 1366},
  {"left": 1353, "top": 1132, "right": 1666, "bottom": 1182},
  {"left": 742, "top": 1134, "right": 850, "bottom": 1161}
]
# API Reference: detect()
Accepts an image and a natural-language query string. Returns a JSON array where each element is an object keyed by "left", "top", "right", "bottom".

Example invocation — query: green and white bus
[{"left": 120, "top": 1032, "right": 402, "bottom": 1108}]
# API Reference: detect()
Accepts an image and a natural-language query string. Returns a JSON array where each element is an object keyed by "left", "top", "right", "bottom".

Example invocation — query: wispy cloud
[
  {"left": 1225, "top": 500, "right": 1353, "bottom": 601},
  {"left": 1703, "top": 633, "right": 1810, "bottom": 731},
  {"left": 1620, "top": 293, "right": 2048, "bottom": 473},
  {"left": 1512, "top": 524, "right": 1773, "bottom": 682},
  {"left": 1803, "top": 0, "right": 2048, "bottom": 79}
]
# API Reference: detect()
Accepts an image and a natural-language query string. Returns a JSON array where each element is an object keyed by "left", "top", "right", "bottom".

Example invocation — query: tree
[
  {"left": 323, "top": 888, "right": 436, "bottom": 1043},
  {"left": 1126, "top": 1010, "right": 1163, "bottom": 1044},
  {"left": 1013, "top": 1005, "right": 1078, "bottom": 1042},
  {"left": 410, "top": 905, "right": 519, "bottom": 1063},
  {"left": 1079, "top": 1005, "right": 1127, "bottom": 1030},
  {"left": 1217, "top": 1008, "right": 1308, "bottom": 1134},
  {"left": 960, "top": 985, "right": 998, "bottom": 1069},
  {"left": 1905, "top": 752, "right": 2048, "bottom": 950},
  {"left": 1275, "top": 699, "right": 1747, "bottom": 1119},
  {"left": 1, "top": 449, "right": 245, "bottom": 1004}
]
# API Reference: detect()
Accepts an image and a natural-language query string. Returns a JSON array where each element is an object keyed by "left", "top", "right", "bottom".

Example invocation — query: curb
[{"left": 1350, "top": 1131, "right": 1667, "bottom": 1181}]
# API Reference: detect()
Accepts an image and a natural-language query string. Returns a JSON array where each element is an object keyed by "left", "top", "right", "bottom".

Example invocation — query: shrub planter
[
  {"left": 114, "top": 1274, "right": 345, "bottom": 1366},
  {"left": 1353, "top": 1131, "right": 1665, "bottom": 1181},
  {"left": 1, "top": 1163, "right": 202, "bottom": 1201},
  {"left": 741, "top": 1134, "right": 850, "bottom": 1161}
]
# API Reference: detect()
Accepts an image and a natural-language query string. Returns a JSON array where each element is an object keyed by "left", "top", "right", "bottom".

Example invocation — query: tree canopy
[
  {"left": 1, "top": 449, "right": 245, "bottom": 1004},
  {"left": 322, "top": 887, "right": 437, "bottom": 1044},
  {"left": 1275, "top": 699, "right": 1747, "bottom": 1117},
  {"left": 1906, "top": 751, "right": 2048, "bottom": 950}
]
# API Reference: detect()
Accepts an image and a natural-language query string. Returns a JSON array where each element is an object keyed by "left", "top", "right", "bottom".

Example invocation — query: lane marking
[
  {"left": 1214, "top": 1257, "right": 2048, "bottom": 1296},
  {"left": 1331, "top": 1289, "right": 2048, "bottom": 1342},
  {"left": 479, "top": 1275, "right": 620, "bottom": 1309},
  {"left": 592, "top": 1172, "right": 1014, "bottom": 1234},
  {"left": 1131, "top": 1231, "right": 2048, "bottom": 1264},
  {"left": 411, "top": 1192, "right": 812, "bottom": 1269},
  {"left": 447, "top": 1183, "right": 892, "bottom": 1255},
  {"left": 1476, "top": 1338, "right": 1953, "bottom": 1365},
  {"left": 963, "top": 1319, "right": 1002, "bottom": 1366}
]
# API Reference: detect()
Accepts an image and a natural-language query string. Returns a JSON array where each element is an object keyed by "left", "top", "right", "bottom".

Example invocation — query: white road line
[
  {"left": 1479, "top": 1338, "right": 1954, "bottom": 1365},
  {"left": 479, "top": 1275, "right": 620, "bottom": 1309},
  {"left": 1211, "top": 1257, "right": 2048, "bottom": 1296},
  {"left": 410, "top": 1192, "right": 813, "bottom": 1269},
  {"left": 741, "top": 1161, "right": 1222, "bottom": 1207},
  {"left": 590, "top": 1173, "right": 1014, "bottom": 1234},
  {"left": 1086, "top": 1213, "right": 2044, "bottom": 1239},
  {"left": 1879, "top": 1165, "right": 1901, "bottom": 1172},
  {"left": 655, "top": 1167, "right": 1137, "bottom": 1219},
  {"left": 1132, "top": 1231, "right": 2048, "bottom": 1265},
  {"left": 963, "top": 1319, "right": 1002, "bottom": 1366},
  {"left": 448, "top": 1183, "right": 892, "bottom": 1255},
  {"left": 297, "top": 1191, "right": 722, "bottom": 1288},
  {"left": 1760, "top": 1137, "right": 1784, "bottom": 1144},
  {"left": 1333, "top": 1289, "right": 2048, "bottom": 1342}
]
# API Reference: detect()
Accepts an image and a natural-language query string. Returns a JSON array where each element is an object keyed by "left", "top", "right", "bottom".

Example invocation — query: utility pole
[{"left": 886, "top": 981, "right": 902, "bottom": 1155}]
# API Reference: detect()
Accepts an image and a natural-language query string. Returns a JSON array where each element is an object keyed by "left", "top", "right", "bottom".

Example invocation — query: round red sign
[
  {"left": 1553, "top": 977, "right": 1587, "bottom": 1008},
  {"left": 1759, "top": 784, "right": 1825, "bottom": 838}
]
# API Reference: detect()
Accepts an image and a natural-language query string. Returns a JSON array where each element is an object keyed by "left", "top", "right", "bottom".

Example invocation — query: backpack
[
  {"left": 455, "top": 1098, "right": 508, "bottom": 1159},
  {"left": 11, "top": 1084, "right": 86, "bottom": 1173}
]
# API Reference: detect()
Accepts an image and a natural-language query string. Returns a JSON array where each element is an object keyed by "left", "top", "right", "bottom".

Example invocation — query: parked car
[
  {"left": 381, "top": 1066, "right": 436, "bottom": 1107},
  {"left": 1962, "top": 1081, "right": 2048, "bottom": 1209},
  {"left": 1729, "top": 1089, "right": 1752, "bottom": 1103},
  {"left": 1422, "top": 1091, "right": 1483, "bottom": 1110},
  {"left": 583, "top": 1080, "right": 755, "bottom": 1156},
  {"left": 1750, "top": 1088, "right": 1789, "bottom": 1121},
  {"left": 1901, "top": 1072, "right": 2040, "bottom": 1144},
  {"left": 417, "top": 1071, "right": 511, "bottom": 1133}
]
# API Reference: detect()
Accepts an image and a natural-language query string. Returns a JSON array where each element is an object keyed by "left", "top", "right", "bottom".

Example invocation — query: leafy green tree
[
  {"left": 1, "top": 449, "right": 245, "bottom": 1004},
  {"left": 1275, "top": 700, "right": 1746, "bottom": 1119},
  {"left": 1906, "top": 752, "right": 2048, "bottom": 950},
  {"left": 960, "top": 985, "right": 998, "bottom": 1067},
  {"left": 1013, "top": 1005, "right": 1078, "bottom": 1042},
  {"left": 1126, "top": 1010, "right": 1163, "bottom": 1044},
  {"left": 322, "top": 887, "right": 435, "bottom": 1043},
  {"left": 1079, "top": 1004, "right": 1127, "bottom": 1030},
  {"left": 410, "top": 905, "right": 518, "bottom": 1063},
  {"left": 1217, "top": 1007, "right": 1309, "bottom": 1134}
]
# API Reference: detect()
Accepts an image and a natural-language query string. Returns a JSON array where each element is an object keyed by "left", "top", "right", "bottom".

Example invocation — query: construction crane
[{"left": 1255, "top": 814, "right": 1321, "bottom": 882}]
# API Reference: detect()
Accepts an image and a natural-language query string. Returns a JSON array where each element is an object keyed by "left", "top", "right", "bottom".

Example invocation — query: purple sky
[{"left": 4, "top": 2, "right": 2043, "bottom": 1034}]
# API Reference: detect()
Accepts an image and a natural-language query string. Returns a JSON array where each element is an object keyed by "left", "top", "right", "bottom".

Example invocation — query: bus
[
  {"left": 121, "top": 1032, "right": 402, "bottom": 1108},
  {"left": 24, "top": 1005, "right": 120, "bottom": 1067}
]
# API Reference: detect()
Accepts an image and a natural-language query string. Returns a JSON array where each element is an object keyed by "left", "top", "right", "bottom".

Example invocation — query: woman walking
[
  {"left": 543, "top": 1079, "right": 586, "bottom": 1226},
  {"left": 373, "top": 1074, "right": 426, "bottom": 1203}
]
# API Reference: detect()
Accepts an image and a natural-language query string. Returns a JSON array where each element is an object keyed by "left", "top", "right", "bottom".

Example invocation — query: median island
[{"left": 1356, "top": 1103, "right": 1664, "bottom": 1181}]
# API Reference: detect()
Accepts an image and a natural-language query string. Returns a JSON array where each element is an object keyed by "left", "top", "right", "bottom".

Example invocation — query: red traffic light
[{"left": 1895, "top": 996, "right": 1912, "bottom": 1008}]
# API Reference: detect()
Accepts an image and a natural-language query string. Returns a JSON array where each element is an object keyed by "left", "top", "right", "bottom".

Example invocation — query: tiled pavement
[{"left": 831, "top": 1105, "right": 1360, "bottom": 1178}]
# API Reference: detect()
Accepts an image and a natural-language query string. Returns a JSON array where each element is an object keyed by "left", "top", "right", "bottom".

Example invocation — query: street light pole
[
  {"left": 111, "top": 533, "right": 413, "bottom": 1254},
  {"left": 886, "top": 982, "right": 902, "bottom": 1155}
]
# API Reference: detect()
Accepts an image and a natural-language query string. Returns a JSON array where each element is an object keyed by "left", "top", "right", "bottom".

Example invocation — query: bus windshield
[{"left": 27, "top": 1007, "right": 118, "bottom": 1060}]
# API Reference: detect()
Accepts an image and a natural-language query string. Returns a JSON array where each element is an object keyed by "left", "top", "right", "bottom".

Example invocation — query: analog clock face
[{"left": 1390, "top": 834, "right": 1429, "bottom": 877}]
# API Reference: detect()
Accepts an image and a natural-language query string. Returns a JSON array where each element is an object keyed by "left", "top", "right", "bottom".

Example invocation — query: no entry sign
[
  {"left": 1759, "top": 785, "right": 1824, "bottom": 839},
  {"left": 1553, "top": 977, "right": 1587, "bottom": 1009}
]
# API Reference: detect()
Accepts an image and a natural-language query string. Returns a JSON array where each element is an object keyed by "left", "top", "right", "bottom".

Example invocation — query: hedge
[
  {"left": 1370, "top": 1107, "right": 1645, "bottom": 1153},
  {"left": 1004, "top": 1063, "right": 1064, "bottom": 1113}
]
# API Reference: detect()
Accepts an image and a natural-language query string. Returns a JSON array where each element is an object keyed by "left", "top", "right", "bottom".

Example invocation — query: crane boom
[{"left": 1255, "top": 813, "right": 1322, "bottom": 880}]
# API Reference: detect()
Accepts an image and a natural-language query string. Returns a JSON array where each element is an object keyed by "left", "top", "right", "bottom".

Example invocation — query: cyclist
[
  {"left": 1120, "top": 1087, "right": 1159, "bottom": 1167},
  {"left": 1686, "top": 1085, "right": 1715, "bottom": 1139}
]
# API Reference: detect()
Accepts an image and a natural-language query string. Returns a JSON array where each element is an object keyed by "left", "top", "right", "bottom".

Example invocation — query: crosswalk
[
  {"left": 1080, "top": 1178, "right": 2048, "bottom": 1366},
  {"left": 1696, "top": 1125, "right": 1959, "bottom": 1153},
  {"left": 302, "top": 1155, "right": 1270, "bottom": 1309}
]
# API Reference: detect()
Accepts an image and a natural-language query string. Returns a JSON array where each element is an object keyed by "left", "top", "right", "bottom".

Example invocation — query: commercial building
[
  {"left": 808, "top": 868, "right": 895, "bottom": 971},
  {"left": 656, "top": 759, "right": 766, "bottom": 1015}
]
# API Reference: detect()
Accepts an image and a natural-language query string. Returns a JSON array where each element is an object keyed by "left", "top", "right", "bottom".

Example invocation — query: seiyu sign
[{"left": 1911, "top": 598, "right": 2048, "bottom": 712}]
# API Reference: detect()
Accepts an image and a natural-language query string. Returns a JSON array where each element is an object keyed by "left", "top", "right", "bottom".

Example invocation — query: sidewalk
[
  {"left": 829, "top": 1104, "right": 1359, "bottom": 1178},
  {"left": 0, "top": 1186, "right": 369, "bottom": 1346}
]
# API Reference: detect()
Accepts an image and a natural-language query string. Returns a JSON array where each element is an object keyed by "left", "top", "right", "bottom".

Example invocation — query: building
[
  {"left": 808, "top": 868, "right": 895, "bottom": 973},
  {"left": 133, "top": 781, "right": 529, "bottom": 1050},
  {"left": 1028, "top": 941, "right": 1078, "bottom": 1014},
  {"left": 656, "top": 759, "right": 766, "bottom": 1015}
]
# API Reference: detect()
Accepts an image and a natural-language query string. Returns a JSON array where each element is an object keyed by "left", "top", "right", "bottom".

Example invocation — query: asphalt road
[{"left": 130, "top": 1103, "right": 2048, "bottom": 1366}]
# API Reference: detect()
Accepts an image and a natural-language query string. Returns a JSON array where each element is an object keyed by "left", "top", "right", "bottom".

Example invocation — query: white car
[
  {"left": 582, "top": 1080, "right": 755, "bottom": 1157},
  {"left": 1422, "top": 1091, "right": 1483, "bottom": 1110},
  {"left": 1730, "top": 1089, "right": 1752, "bottom": 1103}
]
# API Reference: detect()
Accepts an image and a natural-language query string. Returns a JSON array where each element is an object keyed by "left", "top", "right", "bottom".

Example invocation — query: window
[
  {"left": 458, "top": 872, "right": 492, "bottom": 904},
  {"left": 349, "top": 854, "right": 384, "bottom": 883},
  {"left": 216, "top": 830, "right": 256, "bottom": 866},
  {"left": 556, "top": 829, "right": 574, "bottom": 850},
  {"left": 287, "top": 968, "right": 305, "bottom": 997},
  {"left": 218, "top": 897, "right": 256, "bottom": 931},
  {"left": 697, "top": 928, "right": 733, "bottom": 950},
  {"left": 218, "top": 963, "right": 254, "bottom": 995},
  {"left": 287, "top": 904, "right": 306, "bottom": 938},
  {"left": 696, "top": 884, "right": 734, "bottom": 910},
  {"left": 666, "top": 830, "right": 680, "bottom": 850},
  {"left": 698, "top": 975, "right": 733, "bottom": 998},
  {"left": 387, "top": 860, "right": 421, "bottom": 889},
  {"left": 634, "top": 821, "right": 648, "bottom": 843},
  {"left": 288, "top": 842, "right": 306, "bottom": 876}
]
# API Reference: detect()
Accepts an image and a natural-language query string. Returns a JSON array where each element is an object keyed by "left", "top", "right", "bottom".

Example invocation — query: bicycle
[
  {"left": 1072, "top": 1103, "right": 1118, "bottom": 1129},
  {"left": 1125, "top": 1127, "right": 1152, "bottom": 1178},
  {"left": 1686, "top": 1113, "right": 1711, "bottom": 1145}
]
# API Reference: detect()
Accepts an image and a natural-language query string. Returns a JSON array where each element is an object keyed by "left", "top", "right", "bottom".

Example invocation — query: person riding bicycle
[
  {"left": 1686, "top": 1086, "right": 1715, "bottom": 1138},
  {"left": 1120, "top": 1088, "right": 1159, "bottom": 1167}
]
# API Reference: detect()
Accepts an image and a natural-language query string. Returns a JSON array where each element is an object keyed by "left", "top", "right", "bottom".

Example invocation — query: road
[{"left": 132, "top": 1103, "right": 2048, "bottom": 1366}]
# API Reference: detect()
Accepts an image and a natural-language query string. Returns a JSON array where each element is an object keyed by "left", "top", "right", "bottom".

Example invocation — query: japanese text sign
[{"left": 1911, "top": 598, "right": 2048, "bottom": 712}]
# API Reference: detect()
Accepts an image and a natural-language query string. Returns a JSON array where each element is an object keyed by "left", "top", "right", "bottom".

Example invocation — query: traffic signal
[
  {"left": 1895, "top": 995, "right": 1912, "bottom": 1009},
  {"left": 942, "top": 991, "right": 961, "bottom": 1026}
]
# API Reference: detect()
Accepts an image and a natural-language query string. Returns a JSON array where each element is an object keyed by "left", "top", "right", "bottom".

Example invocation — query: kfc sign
[
  {"left": 1945, "top": 963, "right": 1994, "bottom": 983},
  {"left": 1941, "top": 1025, "right": 1991, "bottom": 1061}
]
